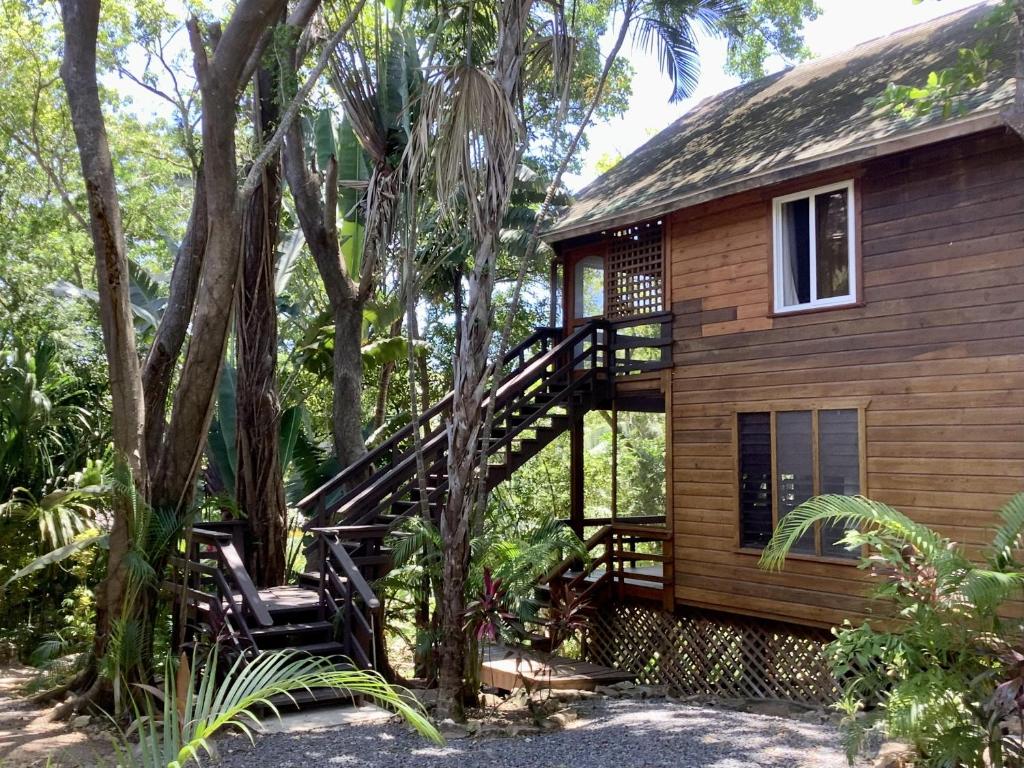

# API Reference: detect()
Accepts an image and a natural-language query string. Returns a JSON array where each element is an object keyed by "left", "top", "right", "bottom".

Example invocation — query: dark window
[
  {"left": 819, "top": 409, "right": 861, "bottom": 557},
  {"left": 738, "top": 412, "right": 772, "bottom": 548},
  {"left": 738, "top": 408, "right": 861, "bottom": 559},
  {"left": 777, "top": 410, "right": 815, "bottom": 554}
]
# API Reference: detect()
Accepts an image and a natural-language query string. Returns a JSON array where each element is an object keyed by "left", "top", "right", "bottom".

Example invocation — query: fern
[{"left": 988, "top": 492, "right": 1024, "bottom": 570}]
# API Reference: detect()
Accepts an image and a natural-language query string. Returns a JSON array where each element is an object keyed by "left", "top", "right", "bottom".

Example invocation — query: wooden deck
[{"left": 480, "top": 644, "right": 633, "bottom": 691}]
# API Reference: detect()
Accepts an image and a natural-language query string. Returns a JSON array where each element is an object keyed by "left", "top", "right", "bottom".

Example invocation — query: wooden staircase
[
  {"left": 170, "top": 316, "right": 674, "bottom": 672},
  {"left": 297, "top": 322, "right": 614, "bottom": 533}
]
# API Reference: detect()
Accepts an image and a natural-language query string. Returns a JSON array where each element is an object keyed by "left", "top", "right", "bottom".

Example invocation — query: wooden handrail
[
  {"left": 189, "top": 528, "right": 273, "bottom": 627},
  {"left": 303, "top": 321, "right": 608, "bottom": 530},
  {"left": 315, "top": 530, "right": 381, "bottom": 610},
  {"left": 539, "top": 521, "right": 671, "bottom": 594},
  {"left": 297, "top": 326, "right": 562, "bottom": 513}
]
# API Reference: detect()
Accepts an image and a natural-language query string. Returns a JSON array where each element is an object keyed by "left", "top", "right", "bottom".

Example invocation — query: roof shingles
[{"left": 547, "top": 2, "right": 1014, "bottom": 242}]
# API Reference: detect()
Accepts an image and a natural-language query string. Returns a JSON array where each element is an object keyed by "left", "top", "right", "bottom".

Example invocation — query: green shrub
[{"left": 761, "top": 493, "right": 1024, "bottom": 768}]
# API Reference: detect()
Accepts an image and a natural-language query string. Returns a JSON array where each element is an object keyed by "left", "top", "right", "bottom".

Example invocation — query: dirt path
[{"left": 0, "top": 665, "right": 114, "bottom": 767}]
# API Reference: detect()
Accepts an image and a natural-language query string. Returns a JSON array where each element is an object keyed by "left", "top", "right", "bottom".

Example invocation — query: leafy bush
[{"left": 761, "top": 493, "right": 1024, "bottom": 768}]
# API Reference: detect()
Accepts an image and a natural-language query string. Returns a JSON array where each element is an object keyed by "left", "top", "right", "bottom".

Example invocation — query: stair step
[
  {"left": 292, "top": 640, "right": 348, "bottom": 658},
  {"left": 252, "top": 620, "right": 333, "bottom": 638}
]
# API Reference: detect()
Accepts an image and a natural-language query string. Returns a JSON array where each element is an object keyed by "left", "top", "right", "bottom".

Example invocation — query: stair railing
[
  {"left": 312, "top": 526, "right": 385, "bottom": 669},
  {"left": 298, "top": 326, "right": 563, "bottom": 529},
  {"left": 168, "top": 527, "right": 273, "bottom": 653},
  {"left": 300, "top": 321, "right": 608, "bottom": 532},
  {"left": 540, "top": 522, "right": 672, "bottom": 603}
]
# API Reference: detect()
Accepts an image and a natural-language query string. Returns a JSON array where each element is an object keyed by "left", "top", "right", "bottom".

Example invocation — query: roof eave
[{"left": 544, "top": 111, "right": 1008, "bottom": 245}]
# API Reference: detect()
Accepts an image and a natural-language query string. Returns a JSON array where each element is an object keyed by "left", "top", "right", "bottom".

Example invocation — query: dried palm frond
[{"left": 407, "top": 62, "right": 521, "bottom": 244}]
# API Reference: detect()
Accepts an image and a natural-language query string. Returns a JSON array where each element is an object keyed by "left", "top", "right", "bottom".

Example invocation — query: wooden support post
[
  {"left": 610, "top": 402, "right": 618, "bottom": 522},
  {"left": 569, "top": 406, "right": 585, "bottom": 539}
]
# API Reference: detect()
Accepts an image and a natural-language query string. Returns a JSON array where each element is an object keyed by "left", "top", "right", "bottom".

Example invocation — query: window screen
[
  {"left": 738, "top": 412, "right": 772, "bottom": 548},
  {"left": 818, "top": 409, "right": 860, "bottom": 558}
]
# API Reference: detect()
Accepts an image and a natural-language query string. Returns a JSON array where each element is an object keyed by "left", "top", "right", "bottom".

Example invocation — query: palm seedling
[
  {"left": 761, "top": 492, "right": 1024, "bottom": 768},
  {"left": 113, "top": 647, "right": 441, "bottom": 767}
]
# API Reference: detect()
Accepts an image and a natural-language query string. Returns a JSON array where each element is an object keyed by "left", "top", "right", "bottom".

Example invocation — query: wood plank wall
[{"left": 668, "top": 129, "right": 1024, "bottom": 628}]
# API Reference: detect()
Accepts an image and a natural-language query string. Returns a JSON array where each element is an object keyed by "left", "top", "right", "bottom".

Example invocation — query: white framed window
[
  {"left": 772, "top": 180, "right": 857, "bottom": 313},
  {"left": 573, "top": 254, "right": 605, "bottom": 318}
]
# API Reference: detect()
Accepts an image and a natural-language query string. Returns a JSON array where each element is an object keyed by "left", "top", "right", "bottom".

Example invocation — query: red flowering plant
[{"left": 464, "top": 567, "right": 509, "bottom": 643}]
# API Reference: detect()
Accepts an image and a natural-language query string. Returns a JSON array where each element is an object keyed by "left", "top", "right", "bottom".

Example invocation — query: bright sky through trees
[{"left": 566, "top": 0, "right": 988, "bottom": 189}]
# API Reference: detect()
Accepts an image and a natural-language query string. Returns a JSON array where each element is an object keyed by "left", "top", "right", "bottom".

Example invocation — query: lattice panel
[
  {"left": 606, "top": 222, "right": 664, "bottom": 319},
  {"left": 583, "top": 604, "right": 838, "bottom": 705}
]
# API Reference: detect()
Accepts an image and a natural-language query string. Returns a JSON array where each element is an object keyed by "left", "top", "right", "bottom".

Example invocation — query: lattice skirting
[{"left": 583, "top": 603, "right": 839, "bottom": 705}]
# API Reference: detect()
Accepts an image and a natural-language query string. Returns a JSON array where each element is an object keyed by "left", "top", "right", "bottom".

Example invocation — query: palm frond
[
  {"left": 117, "top": 648, "right": 441, "bottom": 766},
  {"left": 988, "top": 492, "right": 1024, "bottom": 570},
  {"left": 760, "top": 494, "right": 949, "bottom": 571}
]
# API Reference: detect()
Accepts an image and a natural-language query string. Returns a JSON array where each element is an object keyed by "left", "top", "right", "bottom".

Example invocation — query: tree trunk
[
  {"left": 236, "top": 63, "right": 288, "bottom": 588},
  {"left": 332, "top": 296, "right": 368, "bottom": 468},
  {"left": 59, "top": 0, "right": 148, "bottom": 696},
  {"left": 281, "top": 95, "right": 368, "bottom": 475},
  {"left": 153, "top": 3, "right": 287, "bottom": 510},
  {"left": 438, "top": 231, "right": 499, "bottom": 719},
  {"left": 59, "top": 0, "right": 293, "bottom": 716},
  {"left": 142, "top": 168, "right": 208, "bottom": 470},
  {"left": 435, "top": 0, "right": 533, "bottom": 721}
]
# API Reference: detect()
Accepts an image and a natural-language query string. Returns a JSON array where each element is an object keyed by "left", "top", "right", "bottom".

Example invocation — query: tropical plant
[
  {"left": 1, "top": 458, "right": 109, "bottom": 551},
  {"left": 761, "top": 493, "right": 1024, "bottom": 768},
  {"left": 114, "top": 647, "right": 440, "bottom": 767},
  {"left": 0, "top": 337, "right": 100, "bottom": 502}
]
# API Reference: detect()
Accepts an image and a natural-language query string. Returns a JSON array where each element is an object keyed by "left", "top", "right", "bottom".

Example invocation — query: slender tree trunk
[
  {"left": 435, "top": 0, "right": 533, "bottom": 721},
  {"left": 373, "top": 318, "right": 403, "bottom": 430},
  {"left": 59, "top": 0, "right": 148, "bottom": 703},
  {"left": 438, "top": 231, "right": 500, "bottom": 719},
  {"left": 332, "top": 295, "right": 368, "bottom": 467},
  {"left": 236, "top": 63, "right": 288, "bottom": 587},
  {"left": 142, "top": 168, "right": 208, "bottom": 469}
]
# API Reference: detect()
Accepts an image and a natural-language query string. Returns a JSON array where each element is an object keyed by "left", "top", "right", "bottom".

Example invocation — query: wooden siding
[{"left": 668, "top": 130, "right": 1024, "bottom": 628}]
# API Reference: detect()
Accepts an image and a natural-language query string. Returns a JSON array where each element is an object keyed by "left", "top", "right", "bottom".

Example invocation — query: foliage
[
  {"left": 723, "top": 0, "right": 819, "bottom": 79},
  {"left": 877, "top": 1, "right": 1012, "bottom": 119},
  {"left": 0, "top": 335, "right": 109, "bottom": 656},
  {"left": 762, "top": 493, "right": 1024, "bottom": 768},
  {"left": 114, "top": 648, "right": 440, "bottom": 767}
]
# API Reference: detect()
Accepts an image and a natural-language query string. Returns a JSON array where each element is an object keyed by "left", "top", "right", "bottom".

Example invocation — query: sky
[{"left": 564, "top": 0, "right": 988, "bottom": 190}]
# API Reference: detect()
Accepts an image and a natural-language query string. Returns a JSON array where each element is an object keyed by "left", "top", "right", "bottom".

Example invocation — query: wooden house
[
  {"left": 539, "top": 2, "right": 1024, "bottom": 699},
  {"left": 174, "top": 2, "right": 1022, "bottom": 705}
]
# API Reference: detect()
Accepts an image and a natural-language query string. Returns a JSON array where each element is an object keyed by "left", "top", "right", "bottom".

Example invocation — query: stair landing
[
  {"left": 479, "top": 644, "right": 633, "bottom": 691},
  {"left": 256, "top": 585, "right": 322, "bottom": 611}
]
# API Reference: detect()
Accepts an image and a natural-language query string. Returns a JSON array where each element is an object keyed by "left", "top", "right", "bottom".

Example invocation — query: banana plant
[{"left": 205, "top": 362, "right": 303, "bottom": 501}]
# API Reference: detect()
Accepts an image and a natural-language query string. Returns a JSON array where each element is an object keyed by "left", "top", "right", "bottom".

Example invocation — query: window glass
[
  {"left": 818, "top": 409, "right": 860, "bottom": 558},
  {"left": 737, "top": 406, "right": 863, "bottom": 559},
  {"left": 774, "top": 183, "right": 854, "bottom": 311},
  {"left": 776, "top": 411, "right": 815, "bottom": 554},
  {"left": 778, "top": 198, "right": 811, "bottom": 306},
  {"left": 815, "top": 190, "right": 850, "bottom": 299},
  {"left": 574, "top": 255, "right": 605, "bottom": 318},
  {"left": 738, "top": 412, "right": 773, "bottom": 549}
]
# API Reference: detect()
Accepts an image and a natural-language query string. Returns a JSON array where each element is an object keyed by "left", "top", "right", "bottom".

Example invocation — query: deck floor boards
[{"left": 480, "top": 644, "right": 633, "bottom": 691}]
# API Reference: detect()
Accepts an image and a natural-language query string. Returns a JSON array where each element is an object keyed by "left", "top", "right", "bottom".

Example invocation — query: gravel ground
[{"left": 217, "top": 699, "right": 856, "bottom": 768}]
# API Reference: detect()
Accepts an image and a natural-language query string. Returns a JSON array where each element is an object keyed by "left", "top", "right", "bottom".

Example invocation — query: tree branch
[{"left": 240, "top": 0, "right": 367, "bottom": 200}]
